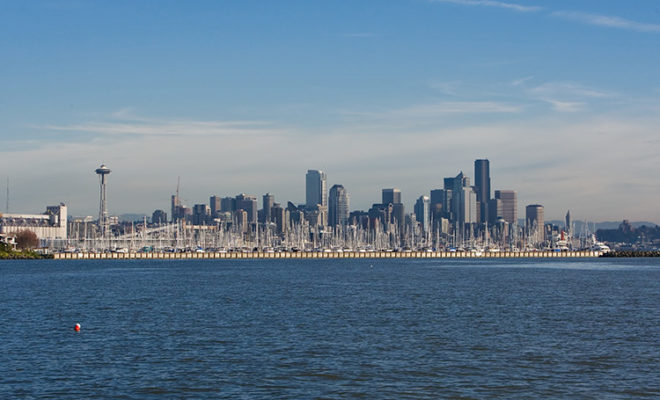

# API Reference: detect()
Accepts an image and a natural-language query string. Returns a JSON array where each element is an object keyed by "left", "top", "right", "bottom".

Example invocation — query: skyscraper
[
  {"left": 414, "top": 195, "right": 430, "bottom": 234},
  {"left": 235, "top": 194, "right": 258, "bottom": 223},
  {"left": 306, "top": 170, "right": 327, "bottom": 209},
  {"left": 209, "top": 195, "right": 221, "bottom": 217},
  {"left": 526, "top": 204, "right": 545, "bottom": 244},
  {"left": 262, "top": 193, "right": 274, "bottom": 223},
  {"left": 494, "top": 190, "right": 517, "bottom": 225},
  {"left": 328, "top": 184, "right": 350, "bottom": 227},
  {"left": 382, "top": 188, "right": 402, "bottom": 205},
  {"left": 474, "top": 159, "right": 490, "bottom": 223}
]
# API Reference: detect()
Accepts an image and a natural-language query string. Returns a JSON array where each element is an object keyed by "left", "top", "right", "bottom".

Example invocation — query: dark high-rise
[
  {"left": 474, "top": 159, "right": 490, "bottom": 223},
  {"left": 209, "top": 195, "right": 221, "bottom": 217},
  {"left": 262, "top": 193, "right": 274, "bottom": 223},
  {"left": 328, "top": 184, "right": 350, "bottom": 227},
  {"left": 382, "top": 188, "right": 402, "bottom": 205}
]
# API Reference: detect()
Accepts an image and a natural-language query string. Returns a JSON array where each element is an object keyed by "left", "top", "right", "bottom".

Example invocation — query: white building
[{"left": 0, "top": 204, "right": 67, "bottom": 241}]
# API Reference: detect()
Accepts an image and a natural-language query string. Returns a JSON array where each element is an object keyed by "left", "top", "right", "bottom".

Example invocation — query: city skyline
[{"left": 1, "top": 1, "right": 659, "bottom": 222}]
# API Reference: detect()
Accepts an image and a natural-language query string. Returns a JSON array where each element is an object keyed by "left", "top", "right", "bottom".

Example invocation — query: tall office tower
[
  {"left": 488, "top": 198, "right": 503, "bottom": 225},
  {"left": 474, "top": 159, "right": 491, "bottom": 223},
  {"left": 192, "top": 204, "right": 211, "bottom": 226},
  {"left": 458, "top": 186, "right": 478, "bottom": 225},
  {"left": 444, "top": 172, "right": 470, "bottom": 223},
  {"left": 494, "top": 190, "right": 517, "bottom": 225},
  {"left": 382, "top": 188, "right": 402, "bottom": 205},
  {"left": 414, "top": 195, "right": 431, "bottom": 234},
  {"left": 209, "top": 195, "right": 221, "bottom": 217},
  {"left": 235, "top": 194, "right": 258, "bottom": 223},
  {"left": 429, "top": 189, "right": 444, "bottom": 226},
  {"left": 271, "top": 203, "right": 287, "bottom": 235},
  {"left": 306, "top": 170, "right": 327, "bottom": 209},
  {"left": 220, "top": 196, "right": 236, "bottom": 213},
  {"left": 526, "top": 204, "right": 545, "bottom": 244},
  {"left": 262, "top": 193, "right": 275, "bottom": 223},
  {"left": 328, "top": 184, "right": 350, "bottom": 227},
  {"left": 565, "top": 210, "right": 571, "bottom": 236}
]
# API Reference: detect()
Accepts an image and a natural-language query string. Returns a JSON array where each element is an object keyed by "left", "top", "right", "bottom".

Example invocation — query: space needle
[{"left": 95, "top": 164, "right": 111, "bottom": 238}]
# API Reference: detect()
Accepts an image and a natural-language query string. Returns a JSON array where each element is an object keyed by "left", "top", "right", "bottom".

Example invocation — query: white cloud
[
  {"left": 42, "top": 116, "right": 284, "bottom": 138},
  {"left": 394, "top": 101, "right": 524, "bottom": 116},
  {"left": 529, "top": 82, "right": 614, "bottom": 99},
  {"left": 511, "top": 76, "right": 534, "bottom": 86},
  {"left": 430, "top": 0, "right": 541, "bottom": 13},
  {"left": 542, "top": 99, "right": 584, "bottom": 113},
  {"left": 552, "top": 11, "right": 660, "bottom": 33}
]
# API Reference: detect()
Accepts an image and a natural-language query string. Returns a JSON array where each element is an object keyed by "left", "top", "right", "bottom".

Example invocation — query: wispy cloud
[
  {"left": 395, "top": 101, "right": 523, "bottom": 115},
  {"left": 512, "top": 76, "right": 534, "bottom": 86},
  {"left": 542, "top": 99, "right": 584, "bottom": 113},
  {"left": 552, "top": 11, "right": 660, "bottom": 33},
  {"left": 526, "top": 81, "right": 615, "bottom": 113},
  {"left": 430, "top": 0, "right": 541, "bottom": 13},
  {"left": 432, "top": 0, "right": 660, "bottom": 34},
  {"left": 42, "top": 114, "right": 283, "bottom": 138},
  {"left": 529, "top": 82, "right": 615, "bottom": 99}
]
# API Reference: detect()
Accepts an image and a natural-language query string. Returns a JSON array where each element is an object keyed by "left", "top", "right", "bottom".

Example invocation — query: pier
[{"left": 54, "top": 250, "right": 602, "bottom": 260}]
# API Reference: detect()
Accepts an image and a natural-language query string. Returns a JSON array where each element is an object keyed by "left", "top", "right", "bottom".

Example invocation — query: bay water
[{"left": 1, "top": 258, "right": 658, "bottom": 398}]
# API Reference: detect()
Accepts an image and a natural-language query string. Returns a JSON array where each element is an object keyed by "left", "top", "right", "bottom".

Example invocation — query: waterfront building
[
  {"left": 526, "top": 204, "right": 545, "bottom": 244},
  {"left": 328, "top": 184, "right": 350, "bottom": 227},
  {"left": 0, "top": 203, "right": 67, "bottom": 242},
  {"left": 474, "top": 159, "right": 490, "bottom": 223},
  {"left": 494, "top": 190, "right": 517, "bottom": 225},
  {"left": 306, "top": 170, "right": 327, "bottom": 209},
  {"left": 414, "top": 195, "right": 431, "bottom": 234}
]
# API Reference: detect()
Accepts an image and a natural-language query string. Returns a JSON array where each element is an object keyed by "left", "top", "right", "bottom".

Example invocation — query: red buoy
[{"left": 74, "top": 323, "right": 81, "bottom": 332}]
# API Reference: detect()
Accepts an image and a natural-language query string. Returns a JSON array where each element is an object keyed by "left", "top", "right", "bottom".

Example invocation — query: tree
[{"left": 15, "top": 230, "right": 39, "bottom": 250}]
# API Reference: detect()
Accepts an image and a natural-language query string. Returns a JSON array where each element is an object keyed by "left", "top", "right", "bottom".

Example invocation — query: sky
[{"left": 1, "top": 0, "right": 659, "bottom": 222}]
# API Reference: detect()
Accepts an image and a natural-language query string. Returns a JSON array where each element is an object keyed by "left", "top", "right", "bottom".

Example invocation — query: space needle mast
[{"left": 95, "top": 164, "right": 111, "bottom": 238}]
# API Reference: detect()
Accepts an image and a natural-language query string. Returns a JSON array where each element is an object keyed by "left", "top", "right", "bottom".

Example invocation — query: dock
[{"left": 54, "top": 250, "right": 602, "bottom": 260}]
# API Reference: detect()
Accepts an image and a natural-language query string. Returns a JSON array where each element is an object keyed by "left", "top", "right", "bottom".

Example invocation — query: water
[{"left": 1, "top": 258, "right": 659, "bottom": 399}]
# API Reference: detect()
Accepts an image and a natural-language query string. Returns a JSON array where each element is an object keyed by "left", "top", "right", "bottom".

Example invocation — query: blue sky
[{"left": 1, "top": 0, "right": 659, "bottom": 222}]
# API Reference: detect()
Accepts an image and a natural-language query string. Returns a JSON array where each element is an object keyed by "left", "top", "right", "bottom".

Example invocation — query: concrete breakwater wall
[{"left": 54, "top": 250, "right": 602, "bottom": 260}]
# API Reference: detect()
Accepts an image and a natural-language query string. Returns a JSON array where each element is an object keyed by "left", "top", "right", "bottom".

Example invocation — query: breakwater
[{"left": 54, "top": 250, "right": 602, "bottom": 260}]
